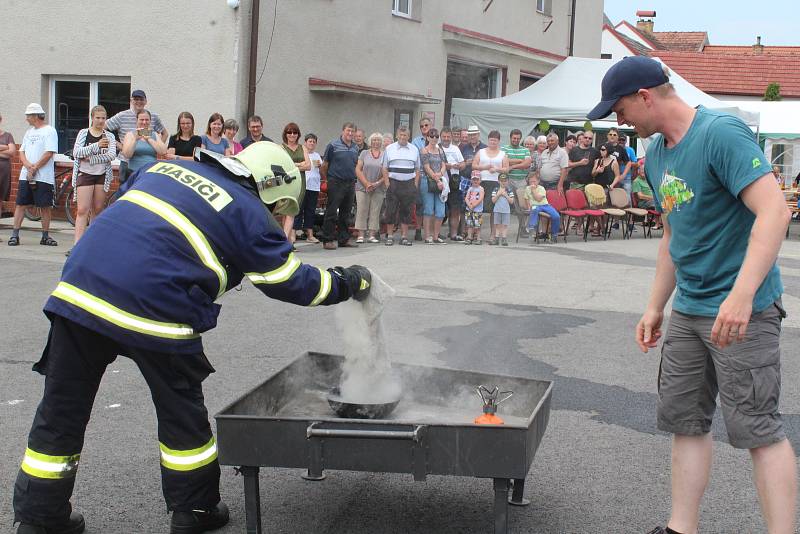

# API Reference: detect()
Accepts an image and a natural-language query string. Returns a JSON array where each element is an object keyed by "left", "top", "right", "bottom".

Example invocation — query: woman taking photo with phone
[
  {"left": 167, "top": 111, "right": 201, "bottom": 160},
  {"left": 70, "top": 105, "right": 117, "bottom": 251},
  {"left": 121, "top": 109, "right": 167, "bottom": 175},
  {"left": 201, "top": 113, "right": 231, "bottom": 156}
]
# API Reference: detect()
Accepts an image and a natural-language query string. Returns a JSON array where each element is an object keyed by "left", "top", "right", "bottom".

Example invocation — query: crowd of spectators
[{"left": 3, "top": 88, "right": 649, "bottom": 250}]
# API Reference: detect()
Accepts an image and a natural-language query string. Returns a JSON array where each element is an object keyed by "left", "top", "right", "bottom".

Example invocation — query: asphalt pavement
[{"left": 3, "top": 217, "right": 800, "bottom": 533}]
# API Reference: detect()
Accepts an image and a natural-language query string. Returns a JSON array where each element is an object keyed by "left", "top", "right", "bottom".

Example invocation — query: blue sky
[{"left": 603, "top": 0, "right": 799, "bottom": 46}]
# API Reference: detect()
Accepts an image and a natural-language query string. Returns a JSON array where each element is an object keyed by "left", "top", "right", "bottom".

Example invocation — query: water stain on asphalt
[{"left": 422, "top": 304, "right": 800, "bottom": 454}]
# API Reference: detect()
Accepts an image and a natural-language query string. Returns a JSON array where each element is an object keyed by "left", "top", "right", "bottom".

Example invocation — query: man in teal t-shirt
[{"left": 589, "top": 56, "right": 795, "bottom": 534}]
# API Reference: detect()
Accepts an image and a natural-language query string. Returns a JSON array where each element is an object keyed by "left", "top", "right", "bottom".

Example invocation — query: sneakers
[
  {"left": 16, "top": 512, "right": 85, "bottom": 534},
  {"left": 170, "top": 502, "right": 230, "bottom": 534},
  {"left": 323, "top": 241, "right": 337, "bottom": 250}
]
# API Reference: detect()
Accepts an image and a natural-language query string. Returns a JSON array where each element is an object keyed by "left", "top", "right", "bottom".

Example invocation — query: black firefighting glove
[{"left": 329, "top": 265, "right": 372, "bottom": 301}]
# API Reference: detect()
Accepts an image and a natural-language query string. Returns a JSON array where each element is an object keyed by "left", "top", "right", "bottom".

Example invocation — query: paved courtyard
[{"left": 3, "top": 217, "right": 800, "bottom": 533}]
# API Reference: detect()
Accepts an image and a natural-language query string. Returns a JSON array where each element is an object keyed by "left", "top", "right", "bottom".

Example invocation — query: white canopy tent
[
  {"left": 450, "top": 56, "right": 760, "bottom": 137},
  {"left": 724, "top": 100, "right": 800, "bottom": 184}
]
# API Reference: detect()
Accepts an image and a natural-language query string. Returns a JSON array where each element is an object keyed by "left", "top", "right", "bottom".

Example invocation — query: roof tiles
[{"left": 652, "top": 51, "right": 800, "bottom": 97}]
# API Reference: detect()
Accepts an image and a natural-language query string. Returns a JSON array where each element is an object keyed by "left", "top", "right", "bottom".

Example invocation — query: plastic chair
[
  {"left": 545, "top": 190, "right": 567, "bottom": 242},
  {"left": 563, "top": 189, "right": 604, "bottom": 242},
  {"left": 609, "top": 188, "right": 647, "bottom": 239},
  {"left": 586, "top": 184, "right": 626, "bottom": 239}
]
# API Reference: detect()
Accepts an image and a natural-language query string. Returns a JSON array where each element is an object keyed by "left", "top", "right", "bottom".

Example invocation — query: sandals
[
  {"left": 434, "top": 237, "right": 446, "bottom": 244},
  {"left": 40, "top": 236, "right": 58, "bottom": 246},
  {"left": 488, "top": 238, "right": 499, "bottom": 246},
  {"left": 425, "top": 237, "right": 434, "bottom": 245},
  {"left": 306, "top": 236, "right": 320, "bottom": 243},
  {"left": 385, "top": 237, "right": 394, "bottom": 246},
  {"left": 464, "top": 239, "right": 472, "bottom": 245},
  {"left": 8, "top": 236, "right": 19, "bottom": 246},
  {"left": 451, "top": 235, "right": 464, "bottom": 242},
  {"left": 400, "top": 237, "right": 412, "bottom": 246}
]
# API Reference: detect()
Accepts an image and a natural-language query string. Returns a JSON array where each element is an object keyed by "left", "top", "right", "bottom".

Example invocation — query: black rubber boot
[
  {"left": 16, "top": 512, "right": 85, "bottom": 534},
  {"left": 170, "top": 502, "right": 230, "bottom": 534}
]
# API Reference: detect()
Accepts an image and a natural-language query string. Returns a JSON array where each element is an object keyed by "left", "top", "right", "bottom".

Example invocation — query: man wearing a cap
[
  {"left": 590, "top": 56, "right": 796, "bottom": 534},
  {"left": 105, "top": 90, "right": 168, "bottom": 182},
  {"left": 7, "top": 104, "right": 59, "bottom": 247}
]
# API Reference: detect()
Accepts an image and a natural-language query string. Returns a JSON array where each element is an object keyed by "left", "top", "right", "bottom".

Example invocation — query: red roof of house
[
  {"left": 652, "top": 51, "right": 800, "bottom": 98},
  {"left": 702, "top": 45, "right": 800, "bottom": 55},
  {"left": 650, "top": 31, "right": 708, "bottom": 52}
]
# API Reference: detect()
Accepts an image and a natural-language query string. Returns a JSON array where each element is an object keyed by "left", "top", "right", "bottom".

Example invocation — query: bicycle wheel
[
  {"left": 65, "top": 193, "right": 77, "bottom": 226},
  {"left": 24, "top": 206, "right": 42, "bottom": 222}
]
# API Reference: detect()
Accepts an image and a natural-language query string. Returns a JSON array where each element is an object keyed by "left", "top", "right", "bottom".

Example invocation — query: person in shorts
[
  {"left": 9, "top": 103, "right": 59, "bottom": 247},
  {"left": 488, "top": 173, "right": 514, "bottom": 246},
  {"left": 383, "top": 126, "right": 420, "bottom": 246},
  {"left": 589, "top": 55, "right": 796, "bottom": 534},
  {"left": 463, "top": 172, "right": 484, "bottom": 244}
]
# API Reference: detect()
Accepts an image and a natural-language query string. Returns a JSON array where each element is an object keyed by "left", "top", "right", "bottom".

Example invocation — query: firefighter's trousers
[{"left": 13, "top": 315, "right": 220, "bottom": 527}]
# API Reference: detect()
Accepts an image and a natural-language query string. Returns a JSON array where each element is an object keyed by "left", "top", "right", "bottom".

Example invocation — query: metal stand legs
[
  {"left": 240, "top": 466, "right": 262, "bottom": 534},
  {"left": 509, "top": 478, "right": 531, "bottom": 506},
  {"left": 493, "top": 478, "right": 510, "bottom": 534}
]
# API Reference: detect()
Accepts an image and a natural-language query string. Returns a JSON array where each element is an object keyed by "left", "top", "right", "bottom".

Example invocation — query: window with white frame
[
  {"left": 392, "top": 0, "right": 411, "bottom": 17},
  {"left": 536, "top": 0, "right": 552, "bottom": 16},
  {"left": 49, "top": 76, "right": 130, "bottom": 153}
]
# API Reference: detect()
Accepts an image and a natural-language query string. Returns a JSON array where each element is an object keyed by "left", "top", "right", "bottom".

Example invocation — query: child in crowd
[
  {"left": 464, "top": 171, "right": 484, "bottom": 245},
  {"left": 489, "top": 173, "right": 514, "bottom": 246},
  {"left": 524, "top": 172, "right": 560, "bottom": 243},
  {"left": 632, "top": 158, "right": 655, "bottom": 209}
]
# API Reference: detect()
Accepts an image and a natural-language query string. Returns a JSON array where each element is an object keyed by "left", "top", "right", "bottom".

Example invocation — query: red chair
[
  {"left": 563, "top": 189, "right": 605, "bottom": 242},
  {"left": 543, "top": 190, "right": 567, "bottom": 241}
]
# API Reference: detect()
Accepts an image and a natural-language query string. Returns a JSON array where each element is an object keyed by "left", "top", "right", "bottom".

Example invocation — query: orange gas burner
[{"left": 474, "top": 385, "right": 513, "bottom": 425}]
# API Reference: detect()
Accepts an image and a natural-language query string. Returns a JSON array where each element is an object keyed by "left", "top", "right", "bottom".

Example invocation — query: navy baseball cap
[
  {"left": 587, "top": 56, "right": 669, "bottom": 120},
  {"left": 131, "top": 89, "right": 147, "bottom": 99}
]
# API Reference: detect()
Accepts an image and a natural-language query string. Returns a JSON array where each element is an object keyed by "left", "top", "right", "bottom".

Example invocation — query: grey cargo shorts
[{"left": 657, "top": 300, "right": 787, "bottom": 449}]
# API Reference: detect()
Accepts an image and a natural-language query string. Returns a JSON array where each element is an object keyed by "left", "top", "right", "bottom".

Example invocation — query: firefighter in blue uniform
[{"left": 13, "top": 142, "right": 372, "bottom": 534}]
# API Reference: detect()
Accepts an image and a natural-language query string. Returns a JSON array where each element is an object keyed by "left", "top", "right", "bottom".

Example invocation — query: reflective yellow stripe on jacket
[
  {"left": 246, "top": 259, "right": 332, "bottom": 306},
  {"left": 245, "top": 252, "right": 301, "bottom": 285},
  {"left": 120, "top": 190, "right": 228, "bottom": 298},
  {"left": 52, "top": 282, "right": 198, "bottom": 339},
  {"left": 21, "top": 448, "right": 80, "bottom": 479},
  {"left": 310, "top": 268, "right": 332, "bottom": 306},
  {"left": 160, "top": 437, "right": 218, "bottom": 472}
]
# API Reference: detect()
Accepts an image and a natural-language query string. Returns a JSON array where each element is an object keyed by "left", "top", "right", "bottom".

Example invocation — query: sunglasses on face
[
  {"left": 428, "top": 134, "right": 439, "bottom": 139},
  {"left": 286, "top": 131, "right": 299, "bottom": 135}
]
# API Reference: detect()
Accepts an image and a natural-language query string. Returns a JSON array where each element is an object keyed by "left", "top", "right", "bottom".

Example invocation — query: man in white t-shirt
[
  {"left": 439, "top": 127, "right": 466, "bottom": 240},
  {"left": 8, "top": 103, "right": 59, "bottom": 247}
]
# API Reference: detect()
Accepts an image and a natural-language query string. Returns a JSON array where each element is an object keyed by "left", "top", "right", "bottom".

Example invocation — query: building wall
[
  {"left": 2, "top": 0, "right": 602, "bottom": 152},
  {"left": 601, "top": 29, "right": 642, "bottom": 60},
  {"left": 251, "top": 0, "right": 603, "bottom": 144},
  {"left": 2, "top": 1, "right": 248, "bottom": 142}
]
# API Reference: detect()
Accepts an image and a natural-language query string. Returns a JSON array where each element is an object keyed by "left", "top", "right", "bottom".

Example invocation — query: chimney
[
  {"left": 636, "top": 10, "right": 656, "bottom": 33},
  {"left": 753, "top": 35, "right": 764, "bottom": 55}
]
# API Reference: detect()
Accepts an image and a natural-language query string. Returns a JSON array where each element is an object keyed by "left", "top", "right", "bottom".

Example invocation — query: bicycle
[
  {"left": 24, "top": 164, "right": 78, "bottom": 226},
  {"left": 24, "top": 151, "right": 115, "bottom": 226}
]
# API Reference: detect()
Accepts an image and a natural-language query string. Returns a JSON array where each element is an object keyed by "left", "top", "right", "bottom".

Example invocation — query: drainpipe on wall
[
  {"left": 568, "top": 0, "right": 576, "bottom": 56},
  {"left": 247, "top": 0, "right": 261, "bottom": 119}
]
